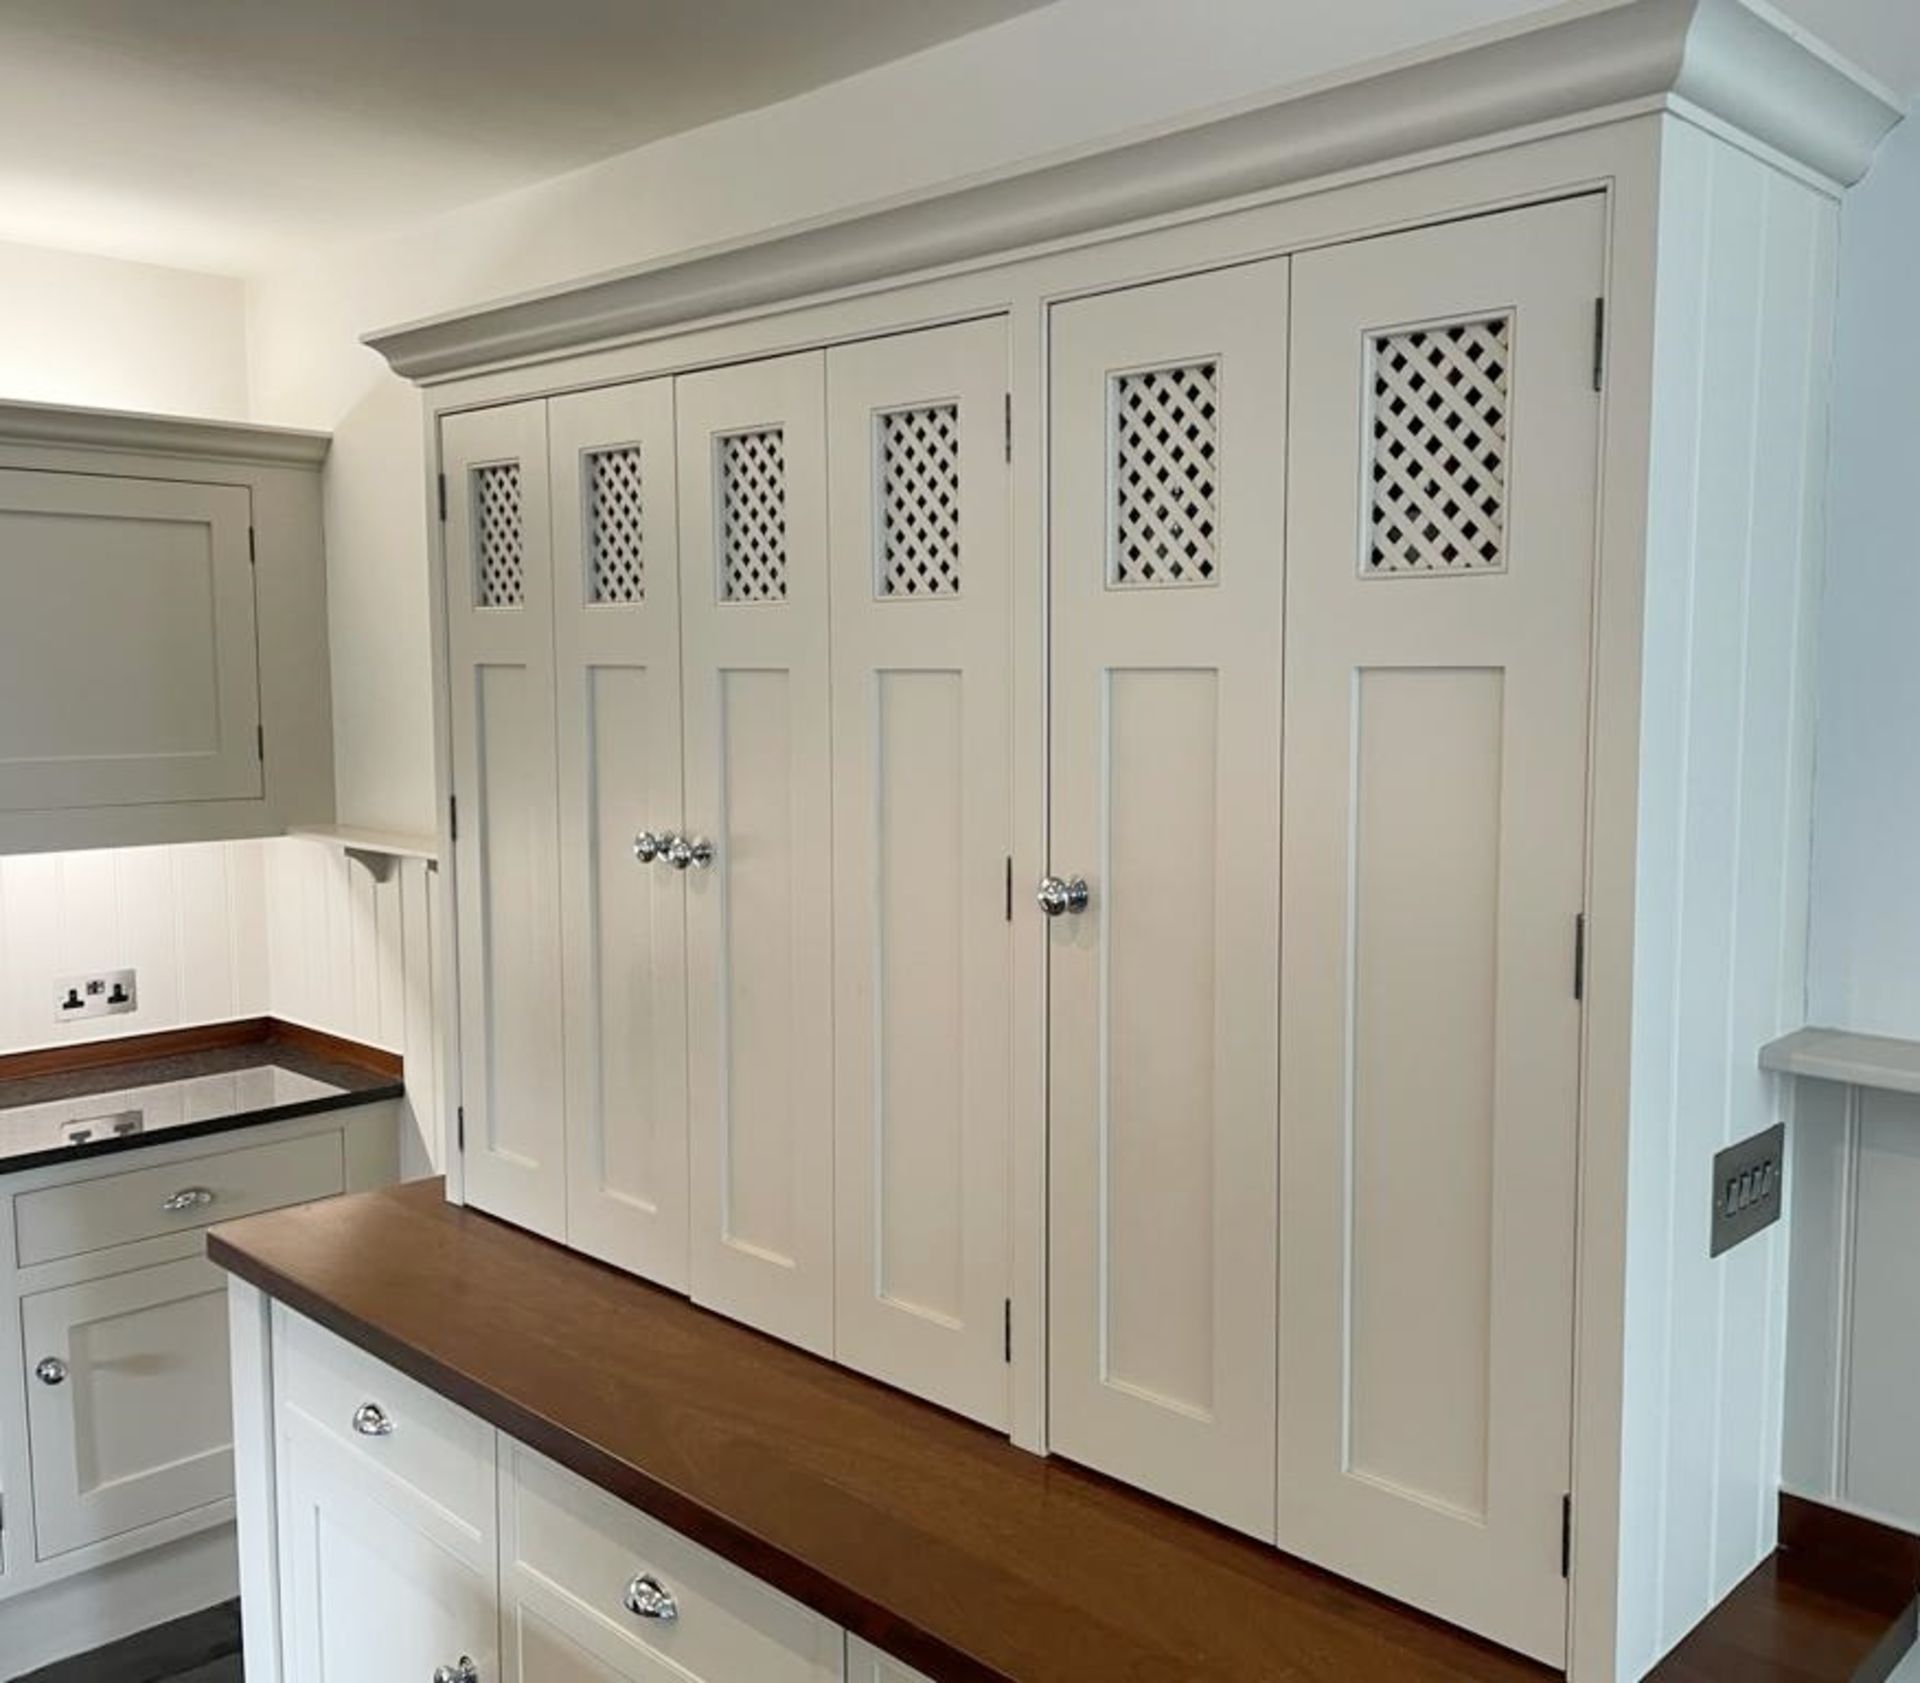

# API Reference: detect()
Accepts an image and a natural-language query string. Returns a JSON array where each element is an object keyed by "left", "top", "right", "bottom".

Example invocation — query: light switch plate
[
  {"left": 54, "top": 968, "right": 138, "bottom": 1023},
  {"left": 1710, "top": 1123, "right": 1785, "bottom": 1257}
]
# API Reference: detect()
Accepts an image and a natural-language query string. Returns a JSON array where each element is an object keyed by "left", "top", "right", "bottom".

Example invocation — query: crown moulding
[
  {"left": 0, "top": 397, "right": 330, "bottom": 467},
  {"left": 364, "top": 0, "right": 1902, "bottom": 385}
]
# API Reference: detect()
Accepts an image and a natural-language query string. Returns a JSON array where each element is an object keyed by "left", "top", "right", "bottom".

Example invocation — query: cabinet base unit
[{"left": 360, "top": 3, "right": 1899, "bottom": 1677}]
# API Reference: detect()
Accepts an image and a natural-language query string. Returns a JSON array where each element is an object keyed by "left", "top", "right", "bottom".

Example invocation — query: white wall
[
  {"left": 242, "top": 0, "right": 1561, "bottom": 833},
  {"left": 0, "top": 237, "right": 249, "bottom": 419}
]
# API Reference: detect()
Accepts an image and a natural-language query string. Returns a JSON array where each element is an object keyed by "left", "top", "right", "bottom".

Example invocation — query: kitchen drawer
[
  {"left": 504, "top": 1443, "right": 843, "bottom": 1683},
  {"left": 14, "top": 1128, "right": 345, "bottom": 1267},
  {"left": 278, "top": 1311, "right": 493, "bottom": 1540}
]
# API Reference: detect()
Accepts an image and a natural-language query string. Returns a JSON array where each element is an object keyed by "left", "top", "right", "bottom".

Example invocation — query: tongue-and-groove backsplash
[{"left": 0, "top": 836, "right": 442, "bottom": 1175}]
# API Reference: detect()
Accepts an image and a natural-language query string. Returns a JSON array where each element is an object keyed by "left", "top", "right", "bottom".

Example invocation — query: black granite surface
[{"left": 0, "top": 1038, "right": 401, "bottom": 1175}]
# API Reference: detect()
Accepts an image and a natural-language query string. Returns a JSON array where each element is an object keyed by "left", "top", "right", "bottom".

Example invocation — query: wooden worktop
[{"left": 208, "top": 1178, "right": 1546, "bottom": 1683}]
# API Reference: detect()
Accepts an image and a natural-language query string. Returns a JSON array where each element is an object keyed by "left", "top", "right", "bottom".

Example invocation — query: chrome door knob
[
  {"left": 161, "top": 1186, "right": 216, "bottom": 1214},
  {"left": 1036, "top": 875, "right": 1090, "bottom": 917},
  {"left": 632, "top": 831, "right": 670, "bottom": 864},
  {"left": 666, "top": 835, "right": 715, "bottom": 872},
  {"left": 35, "top": 1357, "right": 67, "bottom": 1386},
  {"left": 432, "top": 1660, "right": 479, "bottom": 1683},
  {"left": 624, "top": 1572, "right": 679, "bottom": 1622},
  {"left": 352, "top": 1402, "right": 395, "bottom": 1437}
]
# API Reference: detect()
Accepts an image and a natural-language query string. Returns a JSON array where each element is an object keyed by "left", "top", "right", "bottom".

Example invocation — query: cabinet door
[
  {"left": 0, "top": 469, "right": 261, "bottom": 811},
  {"left": 280, "top": 1413, "right": 498, "bottom": 1683},
  {"left": 22, "top": 1255, "right": 233, "bottom": 1558},
  {"left": 677, "top": 354, "right": 836, "bottom": 1357},
  {"left": 826, "top": 320, "right": 1013, "bottom": 1429},
  {"left": 1047, "top": 262, "right": 1288, "bottom": 1538},
  {"left": 550, "top": 383, "right": 690, "bottom": 1289},
  {"left": 444, "top": 402, "right": 569, "bottom": 1241},
  {"left": 1278, "top": 197, "right": 1603, "bottom": 1665}
]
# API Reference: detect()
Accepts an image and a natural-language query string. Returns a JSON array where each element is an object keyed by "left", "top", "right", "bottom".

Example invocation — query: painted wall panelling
[
  {"left": 677, "top": 353, "right": 837, "bottom": 1359},
  {"left": 442, "top": 402, "right": 569, "bottom": 1240},
  {"left": 1279, "top": 196, "right": 1603, "bottom": 1667},
  {"left": 1610, "top": 125, "right": 1836, "bottom": 1680},
  {"left": 1046, "top": 261, "right": 1287, "bottom": 1540},
  {"left": 827, "top": 320, "right": 1014, "bottom": 1430}
]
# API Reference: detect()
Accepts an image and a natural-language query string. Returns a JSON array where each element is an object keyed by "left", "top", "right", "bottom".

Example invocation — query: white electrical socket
[{"left": 54, "top": 969, "right": 137, "bottom": 1023}]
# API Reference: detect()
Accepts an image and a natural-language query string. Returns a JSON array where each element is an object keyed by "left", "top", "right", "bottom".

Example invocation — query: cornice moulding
[
  {"left": 365, "top": 0, "right": 1902, "bottom": 384},
  {"left": 0, "top": 398, "right": 330, "bottom": 467}
]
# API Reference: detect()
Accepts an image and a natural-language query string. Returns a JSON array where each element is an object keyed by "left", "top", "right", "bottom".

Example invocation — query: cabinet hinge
[
  {"left": 1592, "top": 298, "right": 1607, "bottom": 393},
  {"left": 1003, "top": 1299, "right": 1013, "bottom": 1363},
  {"left": 1004, "top": 393, "right": 1013, "bottom": 464},
  {"left": 1005, "top": 856, "right": 1013, "bottom": 923},
  {"left": 256, "top": 723, "right": 265, "bottom": 763},
  {"left": 456, "top": 1105, "right": 466, "bottom": 1152},
  {"left": 1574, "top": 912, "right": 1587, "bottom": 1002},
  {"left": 449, "top": 794, "right": 458, "bottom": 843},
  {"left": 1561, "top": 1493, "right": 1573, "bottom": 1578},
  {"left": 437, "top": 472, "right": 448, "bottom": 522},
  {"left": 248, "top": 526, "right": 257, "bottom": 566}
]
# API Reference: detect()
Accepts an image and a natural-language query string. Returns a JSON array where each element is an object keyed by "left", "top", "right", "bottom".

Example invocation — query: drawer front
[
  {"left": 278, "top": 1310, "right": 493, "bottom": 1541},
  {"left": 504, "top": 1444, "right": 843, "bottom": 1683},
  {"left": 15, "top": 1128, "right": 346, "bottom": 1267}
]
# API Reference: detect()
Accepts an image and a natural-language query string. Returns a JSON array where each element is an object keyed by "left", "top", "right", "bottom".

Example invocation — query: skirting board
[{"left": 0, "top": 1522, "right": 237, "bottom": 1679}]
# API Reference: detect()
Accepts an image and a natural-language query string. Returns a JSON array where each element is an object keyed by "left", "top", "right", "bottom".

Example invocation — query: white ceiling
[
  {"left": 0, "top": 0, "right": 1052, "bottom": 272},
  {"left": 0, "top": 0, "right": 1911, "bottom": 279}
]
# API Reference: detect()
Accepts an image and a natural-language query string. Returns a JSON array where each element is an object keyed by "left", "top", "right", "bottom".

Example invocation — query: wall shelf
[
  {"left": 286, "top": 824, "right": 438, "bottom": 884},
  {"left": 1760, "top": 1028, "right": 1920, "bottom": 1096}
]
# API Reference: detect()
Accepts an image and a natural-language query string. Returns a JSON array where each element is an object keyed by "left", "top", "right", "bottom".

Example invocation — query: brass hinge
[
  {"left": 1574, "top": 913, "right": 1587, "bottom": 1002},
  {"left": 1005, "top": 856, "right": 1013, "bottom": 923},
  {"left": 1004, "top": 393, "right": 1013, "bottom": 464},
  {"left": 1561, "top": 1493, "right": 1573, "bottom": 1577},
  {"left": 1592, "top": 298, "right": 1607, "bottom": 393},
  {"left": 1003, "top": 1299, "right": 1013, "bottom": 1363}
]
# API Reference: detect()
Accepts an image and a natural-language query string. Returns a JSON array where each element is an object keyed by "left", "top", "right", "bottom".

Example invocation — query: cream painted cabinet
[
  {"left": 0, "top": 402, "right": 334, "bottom": 854},
  {"left": 846, "top": 1637, "right": 931, "bottom": 1683},
  {"left": 22, "top": 1256, "right": 234, "bottom": 1559},
  {"left": 1046, "top": 260, "right": 1288, "bottom": 1538}
]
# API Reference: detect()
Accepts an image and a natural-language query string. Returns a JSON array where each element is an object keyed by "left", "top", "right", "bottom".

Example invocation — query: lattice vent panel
[
  {"left": 1367, "top": 316, "right": 1511, "bottom": 577},
  {"left": 878, "top": 403, "right": 961, "bottom": 598},
  {"left": 586, "top": 446, "right": 645, "bottom": 604},
  {"left": 1111, "top": 361, "right": 1220, "bottom": 588},
  {"left": 719, "top": 429, "right": 788, "bottom": 602},
  {"left": 473, "top": 462, "right": 525, "bottom": 608}
]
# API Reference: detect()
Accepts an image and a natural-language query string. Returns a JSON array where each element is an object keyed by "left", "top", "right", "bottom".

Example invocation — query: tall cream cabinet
[
  {"left": 0, "top": 400, "right": 335, "bottom": 853},
  {"left": 373, "top": 4, "right": 1899, "bottom": 1678}
]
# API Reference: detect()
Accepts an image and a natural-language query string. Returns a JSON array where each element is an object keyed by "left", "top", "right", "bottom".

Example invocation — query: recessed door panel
[
  {"left": 1048, "top": 261, "right": 1288, "bottom": 1538},
  {"left": 678, "top": 353, "right": 835, "bottom": 1358},
  {"left": 444, "top": 401, "right": 568, "bottom": 1241},
  {"left": 1279, "top": 195, "right": 1603, "bottom": 1664},
  {"left": 827, "top": 320, "right": 1013, "bottom": 1429},
  {"left": 550, "top": 382, "right": 689, "bottom": 1289}
]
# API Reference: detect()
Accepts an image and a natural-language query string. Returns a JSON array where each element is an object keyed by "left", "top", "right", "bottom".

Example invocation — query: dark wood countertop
[{"left": 208, "top": 1179, "right": 1548, "bottom": 1683}]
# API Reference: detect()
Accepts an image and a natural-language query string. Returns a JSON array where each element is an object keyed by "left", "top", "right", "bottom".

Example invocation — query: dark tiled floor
[{"left": 11, "top": 1601, "right": 241, "bottom": 1683}]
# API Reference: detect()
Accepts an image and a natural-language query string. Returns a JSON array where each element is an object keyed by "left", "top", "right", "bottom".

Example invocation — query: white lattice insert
[
  {"left": 587, "top": 445, "right": 645, "bottom": 604},
  {"left": 1367, "top": 316, "right": 1511, "bottom": 577},
  {"left": 878, "top": 403, "right": 961, "bottom": 598},
  {"left": 719, "top": 429, "right": 788, "bottom": 602},
  {"left": 473, "top": 462, "right": 525, "bottom": 607},
  {"left": 1111, "top": 361, "right": 1220, "bottom": 588}
]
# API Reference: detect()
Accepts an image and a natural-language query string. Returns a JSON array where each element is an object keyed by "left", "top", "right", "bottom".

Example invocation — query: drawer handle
[
  {"left": 432, "top": 1659, "right": 478, "bottom": 1683},
  {"left": 352, "top": 1402, "right": 395, "bottom": 1438},
  {"left": 624, "top": 1573, "right": 679, "bottom": 1623},
  {"left": 162, "top": 1186, "right": 216, "bottom": 1214},
  {"left": 35, "top": 1357, "right": 67, "bottom": 1387}
]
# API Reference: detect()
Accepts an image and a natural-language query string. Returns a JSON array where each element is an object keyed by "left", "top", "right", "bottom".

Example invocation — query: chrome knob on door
[
  {"left": 624, "top": 1572, "right": 679, "bottom": 1622},
  {"left": 431, "top": 1660, "right": 478, "bottom": 1683},
  {"left": 665, "top": 835, "right": 715, "bottom": 872},
  {"left": 34, "top": 1357, "right": 67, "bottom": 1386},
  {"left": 161, "top": 1186, "right": 215, "bottom": 1214},
  {"left": 1036, "top": 875, "right": 1090, "bottom": 917},
  {"left": 352, "top": 1402, "right": 395, "bottom": 1437},
  {"left": 632, "top": 831, "right": 670, "bottom": 864}
]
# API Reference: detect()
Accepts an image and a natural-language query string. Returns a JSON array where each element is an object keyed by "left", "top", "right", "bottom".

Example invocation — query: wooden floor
[{"left": 10, "top": 1600, "right": 241, "bottom": 1683}]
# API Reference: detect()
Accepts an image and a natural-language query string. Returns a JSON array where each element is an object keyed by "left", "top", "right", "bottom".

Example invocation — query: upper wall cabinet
[{"left": 0, "top": 400, "right": 335, "bottom": 854}]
